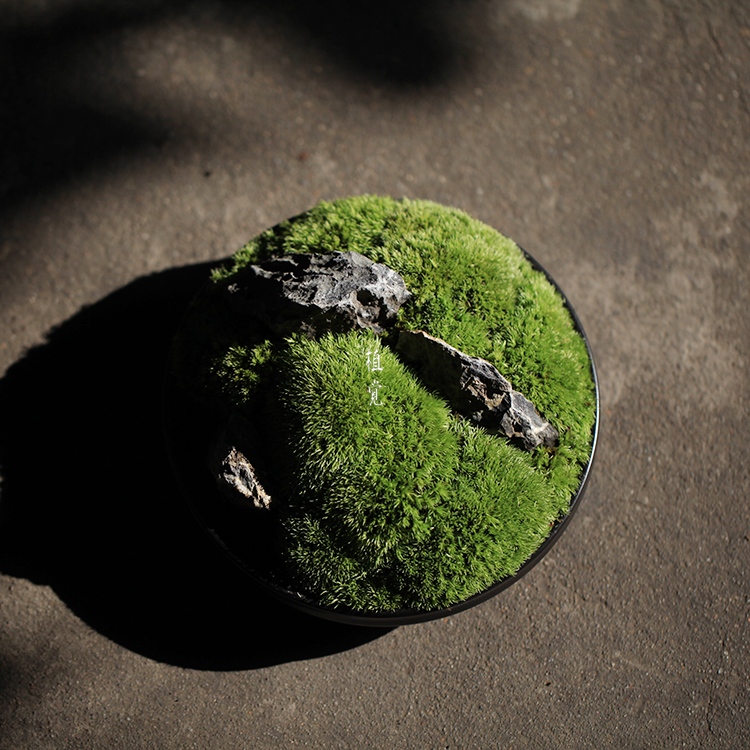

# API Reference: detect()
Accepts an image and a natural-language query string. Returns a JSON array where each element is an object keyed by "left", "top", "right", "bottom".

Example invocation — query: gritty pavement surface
[{"left": 1, "top": 1, "right": 749, "bottom": 748}]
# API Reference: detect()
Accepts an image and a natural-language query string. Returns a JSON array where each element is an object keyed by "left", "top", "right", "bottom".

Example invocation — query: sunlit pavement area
[{"left": 1, "top": 1, "right": 749, "bottom": 747}]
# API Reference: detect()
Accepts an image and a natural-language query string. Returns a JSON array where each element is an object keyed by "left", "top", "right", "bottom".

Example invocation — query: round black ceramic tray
[{"left": 163, "top": 249, "right": 599, "bottom": 627}]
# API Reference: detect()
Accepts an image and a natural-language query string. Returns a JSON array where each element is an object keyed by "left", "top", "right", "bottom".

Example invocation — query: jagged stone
[
  {"left": 497, "top": 391, "right": 560, "bottom": 451},
  {"left": 208, "top": 413, "right": 273, "bottom": 510},
  {"left": 224, "top": 251, "right": 412, "bottom": 337},
  {"left": 396, "top": 330, "right": 559, "bottom": 450}
]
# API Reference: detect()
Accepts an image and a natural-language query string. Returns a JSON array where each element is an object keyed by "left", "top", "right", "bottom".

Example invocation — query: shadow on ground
[
  {"left": 0, "top": 0, "right": 476, "bottom": 206},
  {"left": 0, "top": 262, "right": 390, "bottom": 670}
]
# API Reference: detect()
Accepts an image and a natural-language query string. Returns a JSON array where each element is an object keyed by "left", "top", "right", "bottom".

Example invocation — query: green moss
[{"left": 176, "top": 196, "right": 597, "bottom": 612}]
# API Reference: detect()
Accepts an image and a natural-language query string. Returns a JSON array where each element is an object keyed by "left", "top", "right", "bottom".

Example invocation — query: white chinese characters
[
  {"left": 368, "top": 379, "right": 384, "bottom": 406},
  {"left": 365, "top": 348, "right": 384, "bottom": 406}
]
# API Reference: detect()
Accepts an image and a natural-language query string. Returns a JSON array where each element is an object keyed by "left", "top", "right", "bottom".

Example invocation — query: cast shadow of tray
[{"left": 0, "top": 262, "right": 388, "bottom": 671}]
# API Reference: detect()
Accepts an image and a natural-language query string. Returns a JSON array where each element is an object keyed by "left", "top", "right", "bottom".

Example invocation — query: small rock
[
  {"left": 396, "top": 330, "right": 559, "bottom": 450},
  {"left": 208, "top": 413, "right": 273, "bottom": 509},
  {"left": 224, "top": 251, "right": 412, "bottom": 337},
  {"left": 497, "top": 390, "right": 560, "bottom": 451},
  {"left": 396, "top": 330, "right": 511, "bottom": 414}
]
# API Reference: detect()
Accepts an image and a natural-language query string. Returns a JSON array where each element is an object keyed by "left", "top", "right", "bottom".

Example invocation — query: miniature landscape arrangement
[{"left": 167, "top": 195, "right": 598, "bottom": 616}]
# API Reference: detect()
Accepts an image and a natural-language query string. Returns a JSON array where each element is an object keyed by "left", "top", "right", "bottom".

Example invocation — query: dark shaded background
[
  {"left": 0, "top": 0, "right": 475, "bottom": 206},
  {"left": 0, "top": 261, "right": 389, "bottom": 669}
]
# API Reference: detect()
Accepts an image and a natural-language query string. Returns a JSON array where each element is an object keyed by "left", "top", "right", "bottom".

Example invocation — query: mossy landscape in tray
[{"left": 172, "top": 195, "right": 597, "bottom": 612}]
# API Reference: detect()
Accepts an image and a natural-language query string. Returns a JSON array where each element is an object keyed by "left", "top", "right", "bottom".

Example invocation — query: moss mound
[{"left": 172, "top": 196, "right": 597, "bottom": 612}]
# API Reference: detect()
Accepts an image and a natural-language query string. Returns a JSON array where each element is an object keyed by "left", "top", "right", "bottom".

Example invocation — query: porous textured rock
[
  {"left": 496, "top": 390, "right": 560, "bottom": 451},
  {"left": 396, "top": 330, "right": 559, "bottom": 450},
  {"left": 224, "top": 251, "right": 412, "bottom": 337},
  {"left": 208, "top": 413, "right": 273, "bottom": 509}
]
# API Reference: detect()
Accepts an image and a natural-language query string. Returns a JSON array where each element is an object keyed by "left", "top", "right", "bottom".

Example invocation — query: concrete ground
[{"left": 1, "top": 0, "right": 748, "bottom": 747}]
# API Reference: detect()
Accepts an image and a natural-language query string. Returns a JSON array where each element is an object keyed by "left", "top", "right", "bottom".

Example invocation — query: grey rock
[
  {"left": 396, "top": 330, "right": 559, "bottom": 450},
  {"left": 224, "top": 251, "right": 412, "bottom": 337},
  {"left": 208, "top": 413, "right": 273, "bottom": 510},
  {"left": 395, "top": 329, "right": 512, "bottom": 414},
  {"left": 497, "top": 391, "right": 560, "bottom": 451}
]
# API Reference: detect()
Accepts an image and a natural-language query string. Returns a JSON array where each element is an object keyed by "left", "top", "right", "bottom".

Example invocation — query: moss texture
[{"left": 173, "top": 196, "right": 597, "bottom": 612}]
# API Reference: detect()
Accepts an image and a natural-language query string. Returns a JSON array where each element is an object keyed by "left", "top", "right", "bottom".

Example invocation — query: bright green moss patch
[{"left": 175, "top": 196, "right": 597, "bottom": 612}]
